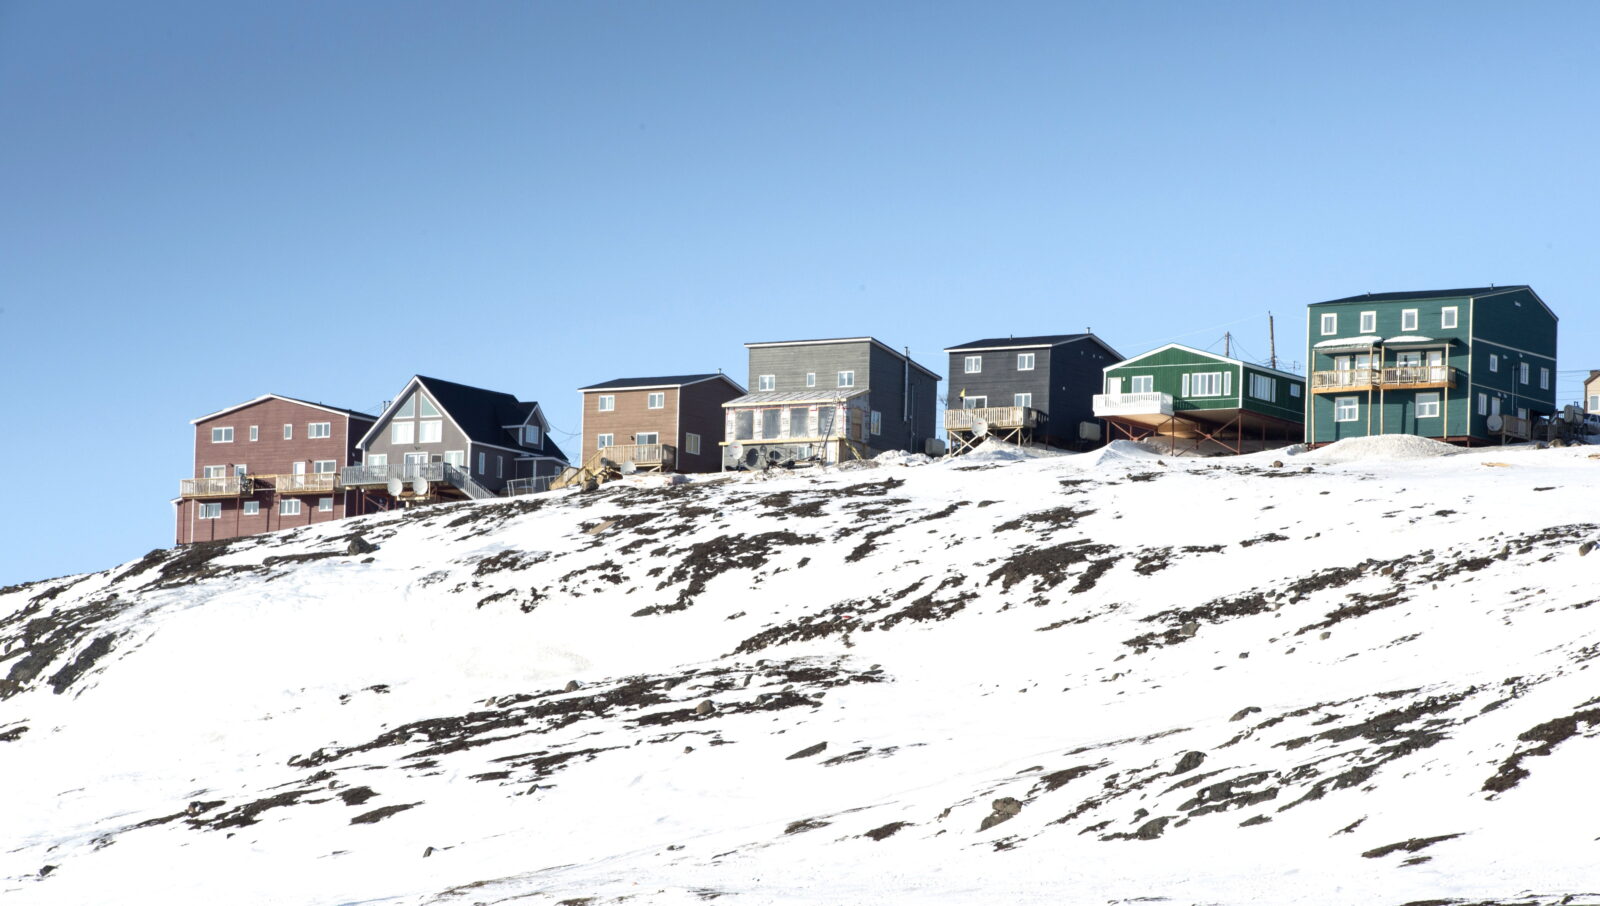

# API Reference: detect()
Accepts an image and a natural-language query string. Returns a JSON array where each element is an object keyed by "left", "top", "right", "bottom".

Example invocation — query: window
[
  {"left": 1589, "top": 394, "right": 1599, "bottom": 413},
  {"left": 496, "top": 456, "right": 503, "bottom": 479},
  {"left": 308, "top": 422, "right": 331, "bottom": 439},
  {"left": 198, "top": 502, "right": 222, "bottom": 519},
  {"left": 757, "top": 375, "right": 776, "bottom": 391},
  {"left": 733, "top": 409, "right": 754, "bottom": 440},
  {"left": 525, "top": 425, "right": 541, "bottom": 445},
  {"left": 761, "top": 408, "right": 781, "bottom": 439},
  {"left": 1489, "top": 354, "right": 1499, "bottom": 372},
  {"left": 1441, "top": 307, "right": 1459, "bottom": 329},
  {"left": 788, "top": 408, "right": 810, "bottom": 437},
  {"left": 249, "top": 426, "right": 259, "bottom": 442},
  {"left": 443, "top": 450, "right": 465, "bottom": 466},
  {"left": 838, "top": 371, "right": 855, "bottom": 388},
  {"left": 280, "top": 499, "right": 302, "bottom": 516},
  {"left": 283, "top": 424, "right": 293, "bottom": 439},
  {"left": 647, "top": 392, "right": 665, "bottom": 409},
  {"left": 418, "top": 420, "right": 443, "bottom": 443},
  {"left": 396, "top": 396, "right": 416, "bottom": 418},
  {"left": 1520, "top": 363, "right": 1530, "bottom": 385},
  {"left": 597, "top": 433, "right": 615, "bottom": 448},
  {"left": 598, "top": 395, "right": 615, "bottom": 412},
  {"left": 211, "top": 427, "right": 233, "bottom": 443},
  {"left": 313, "top": 460, "right": 336, "bottom": 473},
  {"left": 1491, "top": 397, "right": 1502, "bottom": 417},
  {"left": 418, "top": 396, "right": 440, "bottom": 417},
  {"left": 1540, "top": 368, "right": 1550, "bottom": 390},
  {"left": 318, "top": 497, "right": 333, "bottom": 512},
  {"left": 1249, "top": 374, "right": 1277, "bottom": 403},
  {"left": 964, "top": 356, "right": 982, "bottom": 374},
  {"left": 1290, "top": 384, "right": 1302, "bottom": 398},
  {"left": 1477, "top": 393, "right": 1488, "bottom": 416},
  {"left": 1320, "top": 313, "right": 1337, "bottom": 335},
  {"left": 1014, "top": 393, "right": 1033, "bottom": 408},
  {"left": 391, "top": 421, "right": 415, "bottom": 444},
  {"left": 367, "top": 453, "right": 388, "bottom": 467},
  {"left": 1190, "top": 372, "right": 1223, "bottom": 397},
  {"left": 1401, "top": 309, "right": 1419, "bottom": 331},
  {"left": 235, "top": 464, "right": 248, "bottom": 477},
  {"left": 962, "top": 395, "right": 987, "bottom": 409},
  {"left": 478, "top": 451, "right": 486, "bottom": 473},
  {"left": 202, "top": 465, "right": 227, "bottom": 478},
  {"left": 243, "top": 501, "right": 260, "bottom": 516},
  {"left": 817, "top": 406, "right": 836, "bottom": 437},
  {"left": 1359, "top": 311, "right": 1377, "bottom": 333},
  {"left": 1129, "top": 375, "right": 1154, "bottom": 393},
  {"left": 636, "top": 432, "right": 660, "bottom": 445},
  {"left": 685, "top": 432, "right": 701, "bottom": 455},
  {"left": 1334, "top": 397, "right": 1359, "bottom": 422},
  {"left": 805, "top": 373, "right": 816, "bottom": 388},
  {"left": 1417, "top": 393, "right": 1441, "bottom": 418},
  {"left": 1017, "top": 353, "right": 1036, "bottom": 371},
  {"left": 870, "top": 411, "right": 882, "bottom": 435}
]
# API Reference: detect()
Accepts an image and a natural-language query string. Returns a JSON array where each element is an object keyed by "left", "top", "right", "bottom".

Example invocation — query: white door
[
  {"left": 1107, "top": 377, "right": 1123, "bottom": 395},
  {"left": 292, "top": 461, "right": 306, "bottom": 475}
]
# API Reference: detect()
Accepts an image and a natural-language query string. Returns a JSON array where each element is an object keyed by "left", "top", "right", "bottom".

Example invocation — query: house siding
[
  {"left": 745, "top": 341, "right": 939, "bottom": 456},
  {"left": 677, "top": 380, "right": 742, "bottom": 471},
  {"left": 362, "top": 386, "right": 481, "bottom": 481},
  {"left": 1105, "top": 347, "right": 1243, "bottom": 413},
  {"left": 1047, "top": 340, "right": 1121, "bottom": 446}
]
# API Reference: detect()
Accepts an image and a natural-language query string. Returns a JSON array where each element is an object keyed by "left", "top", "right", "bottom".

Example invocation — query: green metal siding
[
  {"left": 1105, "top": 347, "right": 1240, "bottom": 412},
  {"left": 1238, "top": 365, "right": 1305, "bottom": 423}
]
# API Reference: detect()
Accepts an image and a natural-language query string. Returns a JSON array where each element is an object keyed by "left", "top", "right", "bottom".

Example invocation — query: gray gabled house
[
  {"left": 944, "top": 333, "right": 1122, "bottom": 453},
  {"left": 343, "top": 375, "right": 568, "bottom": 508},
  {"left": 721, "top": 337, "right": 941, "bottom": 469}
]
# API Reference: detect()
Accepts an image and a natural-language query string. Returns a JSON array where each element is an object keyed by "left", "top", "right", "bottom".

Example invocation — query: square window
[
  {"left": 211, "top": 427, "right": 234, "bottom": 443},
  {"left": 597, "top": 433, "right": 613, "bottom": 449},
  {"left": 443, "top": 450, "right": 465, "bottom": 466},
  {"left": 869, "top": 411, "right": 882, "bottom": 435},
  {"left": 1249, "top": 373, "right": 1276, "bottom": 402},
  {"left": 203, "top": 465, "right": 227, "bottom": 478},
  {"left": 758, "top": 375, "right": 776, "bottom": 392},
  {"left": 598, "top": 395, "right": 615, "bottom": 412},
  {"left": 308, "top": 422, "right": 331, "bottom": 439},
  {"left": 1017, "top": 353, "right": 1036, "bottom": 371},
  {"left": 391, "top": 422, "right": 415, "bottom": 444},
  {"left": 280, "top": 499, "right": 302, "bottom": 516},
  {"left": 647, "top": 392, "right": 665, "bottom": 409},
  {"left": 1441, "top": 307, "right": 1458, "bottom": 329},
  {"left": 1130, "top": 375, "right": 1154, "bottom": 393},
  {"left": 805, "top": 373, "right": 816, "bottom": 388},
  {"left": 1417, "top": 393, "right": 1440, "bottom": 418},
  {"left": 1320, "top": 313, "right": 1337, "bottom": 335},
  {"left": 249, "top": 426, "right": 258, "bottom": 442},
  {"left": 1334, "top": 397, "right": 1359, "bottom": 422},
  {"left": 838, "top": 371, "right": 855, "bottom": 388},
  {"left": 1290, "top": 384, "right": 1302, "bottom": 398},
  {"left": 1401, "top": 309, "right": 1418, "bottom": 331},
  {"left": 199, "top": 502, "right": 221, "bottom": 519},
  {"left": 318, "top": 497, "right": 333, "bottom": 512},
  {"left": 1359, "top": 312, "right": 1377, "bottom": 333},
  {"left": 1013, "top": 392, "right": 1032, "bottom": 408},
  {"left": 685, "top": 432, "right": 701, "bottom": 455},
  {"left": 243, "top": 501, "right": 260, "bottom": 516},
  {"left": 313, "top": 460, "right": 336, "bottom": 473},
  {"left": 418, "top": 420, "right": 442, "bottom": 443},
  {"left": 964, "top": 356, "right": 982, "bottom": 374}
]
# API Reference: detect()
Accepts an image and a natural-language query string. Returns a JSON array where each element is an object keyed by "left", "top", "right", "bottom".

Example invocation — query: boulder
[{"left": 346, "top": 535, "right": 377, "bottom": 556}]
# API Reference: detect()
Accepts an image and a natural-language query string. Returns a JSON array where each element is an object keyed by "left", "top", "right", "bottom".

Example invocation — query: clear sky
[{"left": 3, "top": 1, "right": 1598, "bottom": 585}]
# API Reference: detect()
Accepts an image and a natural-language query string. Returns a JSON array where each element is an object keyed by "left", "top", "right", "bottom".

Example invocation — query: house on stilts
[{"left": 942, "top": 333, "right": 1122, "bottom": 454}]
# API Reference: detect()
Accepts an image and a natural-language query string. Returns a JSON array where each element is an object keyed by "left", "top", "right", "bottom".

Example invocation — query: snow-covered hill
[{"left": 5, "top": 439, "right": 1600, "bottom": 906}]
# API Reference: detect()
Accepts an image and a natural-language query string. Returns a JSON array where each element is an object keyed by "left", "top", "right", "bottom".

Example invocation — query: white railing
[
  {"left": 944, "top": 406, "right": 1040, "bottom": 431},
  {"left": 1312, "top": 369, "right": 1380, "bottom": 390},
  {"left": 180, "top": 476, "right": 250, "bottom": 498},
  {"left": 340, "top": 462, "right": 495, "bottom": 499},
  {"left": 1380, "top": 366, "right": 1457, "bottom": 388},
  {"left": 505, "top": 475, "right": 557, "bottom": 496},
  {"left": 264, "top": 473, "right": 338, "bottom": 494},
  {"left": 1092, "top": 392, "right": 1174, "bottom": 417},
  {"left": 596, "top": 443, "right": 674, "bottom": 468}
]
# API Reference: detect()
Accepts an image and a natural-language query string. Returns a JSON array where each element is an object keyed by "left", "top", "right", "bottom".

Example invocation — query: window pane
[
  {"left": 761, "top": 409, "right": 781, "bottom": 439},
  {"left": 418, "top": 420, "right": 442, "bottom": 443},
  {"left": 789, "top": 407, "right": 810, "bottom": 437},
  {"left": 396, "top": 396, "right": 416, "bottom": 417},
  {"left": 392, "top": 422, "right": 414, "bottom": 444},
  {"left": 734, "top": 410, "right": 754, "bottom": 440},
  {"left": 418, "top": 396, "right": 439, "bottom": 417},
  {"left": 817, "top": 406, "right": 835, "bottom": 437}
]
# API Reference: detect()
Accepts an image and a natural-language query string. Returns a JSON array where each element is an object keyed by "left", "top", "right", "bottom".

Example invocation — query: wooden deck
[
  {"left": 179, "top": 476, "right": 252, "bottom": 498},
  {"left": 1311, "top": 366, "right": 1458, "bottom": 394},
  {"left": 263, "top": 473, "right": 338, "bottom": 494}
]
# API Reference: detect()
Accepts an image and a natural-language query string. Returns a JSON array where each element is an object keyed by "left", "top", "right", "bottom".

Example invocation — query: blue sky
[{"left": 3, "top": 1, "right": 1598, "bottom": 584}]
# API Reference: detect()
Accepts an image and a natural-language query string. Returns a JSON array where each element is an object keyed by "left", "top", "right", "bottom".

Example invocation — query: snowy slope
[{"left": 4, "top": 439, "right": 1600, "bottom": 906}]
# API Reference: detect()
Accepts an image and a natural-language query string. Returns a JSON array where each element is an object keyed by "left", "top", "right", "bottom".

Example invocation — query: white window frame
[
  {"left": 443, "top": 450, "right": 465, "bottom": 467},
  {"left": 1416, "top": 393, "right": 1440, "bottom": 418},
  {"left": 1477, "top": 393, "right": 1488, "bottom": 416},
  {"left": 1191, "top": 372, "right": 1223, "bottom": 397},
  {"left": 1320, "top": 313, "right": 1337, "bottom": 335},
  {"left": 1359, "top": 311, "right": 1377, "bottom": 333},
  {"left": 318, "top": 497, "right": 334, "bottom": 512},
  {"left": 283, "top": 424, "right": 293, "bottom": 440},
  {"left": 1540, "top": 368, "right": 1550, "bottom": 390},
  {"left": 757, "top": 375, "right": 776, "bottom": 392},
  {"left": 1589, "top": 394, "right": 1599, "bottom": 413},
  {"left": 391, "top": 421, "right": 415, "bottom": 444},
  {"left": 249, "top": 425, "right": 258, "bottom": 442},
  {"left": 1401, "top": 309, "right": 1418, "bottom": 331},
  {"left": 202, "top": 465, "right": 227, "bottom": 479},
  {"left": 313, "top": 460, "right": 336, "bottom": 474},
  {"left": 1129, "top": 375, "right": 1154, "bottom": 393},
  {"left": 418, "top": 420, "right": 443, "bottom": 443},
  {"left": 962, "top": 395, "right": 987, "bottom": 409},
  {"left": 525, "top": 425, "right": 541, "bottom": 445},
  {"left": 838, "top": 371, "right": 855, "bottom": 388},
  {"left": 497, "top": 456, "right": 504, "bottom": 479},
  {"left": 597, "top": 395, "right": 615, "bottom": 412},
  {"left": 279, "top": 499, "right": 302, "bottom": 516},
  {"left": 1491, "top": 397, "right": 1502, "bottom": 417},
  {"left": 308, "top": 422, "right": 331, "bottom": 439},
  {"left": 418, "top": 396, "right": 440, "bottom": 418},
  {"left": 685, "top": 432, "right": 701, "bottom": 455},
  {"left": 1013, "top": 392, "right": 1032, "bottom": 409},
  {"left": 1520, "top": 362, "right": 1530, "bottom": 385},
  {"left": 964, "top": 356, "right": 982, "bottom": 374},
  {"left": 1249, "top": 373, "right": 1276, "bottom": 403},
  {"left": 477, "top": 451, "right": 486, "bottom": 474},
  {"left": 211, "top": 427, "right": 234, "bottom": 443},
  {"left": 596, "top": 433, "right": 614, "bottom": 449},
  {"left": 1489, "top": 354, "right": 1499, "bottom": 372},
  {"left": 805, "top": 373, "right": 816, "bottom": 388},
  {"left": 1017, "top": 353, "right": 1036, "bottom": 371},
  {"left": 869, "top": 411, "right": 882, "bottom": 436},
  {"left": 396, "top": 396, "right": 416, "bottom": 418},
  {"left": 1334, "top": 396, "right": 1359, "bottom": 423},
  {"left": 243, "top": 500, "right": 260, "bottom": 516},
  {"left": 646, "top": 392, "right": 665, "bottom": 410},
  {"left": 1290, "top": 384, "right": 1302, "bottom": 398},
  {"left": 636, "top": 431, "right": 660, "bottom": 446},
  {"left": 1441, "top": 306, "right": 1458, "bottom": 329},
  {"left": 198, "top": 502, "right": 222, "bottom": 519}
]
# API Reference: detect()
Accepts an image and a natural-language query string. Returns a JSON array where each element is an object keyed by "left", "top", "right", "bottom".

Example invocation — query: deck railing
[
  {"left": 1311, "top": 369, "right": 1381, "bottom": 390},
  {"left": 340, "top": 462, "right": 495, "bottom": 499},
  {"left": 1499, "top": 414, "right": 1532, "bottom": 440},
  {"left": 263, "top": 472, "right": 338, "bottom": 494},
  {"left": 1090, "top": 393, "right": 1174, "bottom": 418},
  {"left": 179, "top": 476, "right": 251, "bottom": 498},
  {"left": 1379, "top": 365, "right": 1457, "bottom": 388},
  {"left": 505, "top": 475, "right": 557, "bottom": 496},
  {"left": 944, "top": 406, "right": 1041, "bottom": 431},
  {"left": 596, "top": 443, "right": 675, "bottom": 469}
]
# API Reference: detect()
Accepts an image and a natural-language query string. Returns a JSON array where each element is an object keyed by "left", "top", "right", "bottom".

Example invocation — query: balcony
[
  {"left": 1498, "top": 414, "right": 1532, "bottom": 440},
  {"left": 1091, "top": 393, "right": 1174, "bottom": 418},
  {"left": 341, "top": 462, "right": 448, "bottom": 486},
  {"left": 945, "top": 406, "right": 1042, "bottom": 432},
  {"left": 1380, "top": 365, "right": 1458, "bottom": 389},
  {"left": 596, "top": 443, "right": 675, "bottom": 469},
  {"left": 263, "top": 472, "right": 338, "bottom": 495},
  {"left": 1311, "top": 366, "right": 1458, "bottom": 394},
  {"left": 1311, "top": 369, "right": 1380, "bottom": 392},
  {"left": 180, "top": 476, "right": 252, "bottom": 499}
]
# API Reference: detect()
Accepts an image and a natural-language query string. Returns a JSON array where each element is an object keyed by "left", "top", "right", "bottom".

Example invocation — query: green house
[
  {"left": 1306, "top": 286, "right": 1557, "bottom": 446},
  {"left": 1093, "top": 343, "right": 1305, "bottom": 454}
]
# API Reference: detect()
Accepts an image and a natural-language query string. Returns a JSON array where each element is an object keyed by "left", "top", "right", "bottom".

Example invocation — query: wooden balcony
[
  {"left": 1310, "top": 369, "right": 1380, "bottom": 392},
  {"left": 945, "top": 406, "right": 1041, "bottom": 432},
  {"left": 180, "top": 476, "right": 252, "bottom": 498},
  {"left": 1498, "top": 414, "right": 1532, "bottom": 440},
  {"left": 1091, "top": 393, "right": 1173, "bottom": 418},
  {"left": 597, "top": 443, "right": 675, "bottom": 470},
  {"left": 262, "top": 473, "right": 338, "bottom": 494},
  {"left": 1311, "top": 366, "right": 1458, "bottom": 394}
]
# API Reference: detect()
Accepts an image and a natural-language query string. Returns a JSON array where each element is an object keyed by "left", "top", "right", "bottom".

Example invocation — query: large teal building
[{"left": 1306, "top": 286, "right": 1557, "bottom": 446}]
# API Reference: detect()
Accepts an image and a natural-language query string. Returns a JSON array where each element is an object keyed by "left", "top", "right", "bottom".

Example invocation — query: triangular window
[
  {"left": 419, "top": 396, "right": 440, "bottom": 417},
  {"left": 396, "top": 395, "right": 416, "bottom": 418}
]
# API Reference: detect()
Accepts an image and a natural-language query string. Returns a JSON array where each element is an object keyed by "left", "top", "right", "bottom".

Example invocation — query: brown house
[
  {"left": 575, "top": 374, "right": 745, "bottom": 475},
  {"left": 176, "top": 394, "right": 376, "bottom": 545}
]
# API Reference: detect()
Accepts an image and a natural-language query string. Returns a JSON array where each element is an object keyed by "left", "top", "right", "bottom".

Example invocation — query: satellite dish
[
  {"left": 728, "top": 442, "right": 744, "bottom": 458},
  {"left": 768, "top": 448, "right": 786, "bottom": 463},
  {"left": 621, "top": 461, "right": 638, "bottom": 475},
  {"left": 412, "top": 477, "right": 430, "bottom": 496},
  {"left": 744, "top": 449, "right": 765, "bottom": 470},
  {"left": 1487, "top": 414, "right": 1504, "bottom": 432},
  {"left": 387, "top": 477, "right": 404, "bottom": 497},
  {"left": 973, "top": 418, "right": 990, "bottom": 437}
]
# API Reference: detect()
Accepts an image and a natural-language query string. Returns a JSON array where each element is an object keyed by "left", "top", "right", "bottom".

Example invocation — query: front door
[{"left": 292, "top": 461, "right": 306, "bottom": 475}]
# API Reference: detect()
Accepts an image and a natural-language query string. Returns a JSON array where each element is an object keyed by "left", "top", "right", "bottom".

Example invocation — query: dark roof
[
  {"left": 1312, "top": 286, "right": 1529, "bottom": 306},
  {"left": 274, "top": 394, "right": 377, "bottom": 421},
  {"left": 946, "top": 333, "right": 1096, "bottom": 351},
  {"left": 578, "top": 374, "right": 734, "bottom": 392},
  {"left": 410, "top": 375, "right": 563, "bottom": 459},
  {"left": 743, "top": 337, "right": 942, "bottom": 381}
]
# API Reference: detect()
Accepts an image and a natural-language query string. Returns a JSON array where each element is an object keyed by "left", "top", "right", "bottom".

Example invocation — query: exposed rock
[
  {"left": 695, "top": 699, "right": 715, "bottom": 716},
  {"left": 564, "top": 680, "right": 581, "bottom": 693},
  {"left": 1174, "top": 751, "right": 1206, "bottom": 774},
  {"left": 1230, "top": 706, "right": 1261, "bottom": 722},
  {"left": 346, "top": 535, "right": 377, "bottom": 555},
  {"left": 786, "top": 741, "right": 828, "bottom": 760},
  {"left": 979, "top": 797, "right": 1023, "bottom": 831}
]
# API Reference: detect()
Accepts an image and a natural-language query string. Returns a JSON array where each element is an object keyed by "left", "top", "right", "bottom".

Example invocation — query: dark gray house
[
  {"left": 721, "top": 337, "right": 941, "bottom": 469},
  {"left": 943, "top": 333, "right": 1123, "bottom": 453},
  {"left": 343, "top": 375, "right": 568, "bottom": 508}
]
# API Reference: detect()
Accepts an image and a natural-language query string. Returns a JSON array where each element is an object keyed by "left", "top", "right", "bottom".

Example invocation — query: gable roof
[
  {"left": 358, "top": 375, "right": 565, "bottom": 460},
  {"left": 578, "top": 373, "right": 745, "bottom": 393},
  {"left": 944, "top": 333, "right": 1123, "bottom": 359},
  {"left": 743, "top": 337, "right": 941, "bottom": 381},
  {"left": 191, "top": 393, "right": 377, "bottom": 425},
  {"left": 1107, "top": 343, "right": 1304, "bottom": 382}
]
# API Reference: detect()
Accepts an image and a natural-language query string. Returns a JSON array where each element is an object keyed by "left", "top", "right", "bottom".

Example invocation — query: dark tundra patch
[
  {"left": 1361, "top": 833, "right": 1462, "bottom": 859},
  {"left": 635, "top": 531, "right": 822, "bottom": 617},
  {"left": 995, "top": 506, "right": 1097, "bottom": 538},
  {"left": 1482, "top": 705, "right": 1600, "bottom": 794},
  {"left": 350, "top": 802, "right": 420, "bottom": 825},
  {"left": 47, "top": 633, "right": 117, "bottom": 695},
  {"left": 987, "top": 541, "right": 1119, "bottom": 601}
]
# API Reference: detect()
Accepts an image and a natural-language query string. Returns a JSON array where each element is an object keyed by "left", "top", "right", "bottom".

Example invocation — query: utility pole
[
  {"left": 1224, "top": 332, "right": 1232, "bottom": 357},
  {"left": 1268, "top": 313, "right": 1277, "bottom": 369}
]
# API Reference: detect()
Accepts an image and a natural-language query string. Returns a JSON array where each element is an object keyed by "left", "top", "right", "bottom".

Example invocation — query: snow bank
[
  {"left": 956, "top": 439, "right": 1069, "bottom": 463},
  {"left": 873, "top": 450, "right": 933, "bottom": 467},
  {"left": 1298, "top": 434, "right": 1461, "bottom": 463}
]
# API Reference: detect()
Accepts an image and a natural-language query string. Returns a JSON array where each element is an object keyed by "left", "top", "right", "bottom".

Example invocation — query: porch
[
  {"left": 179, "top": 476, "right": 252, "bottom": 498},
  {"left": 945, "top": 406, "right": 1042, "bottom": 454}
]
